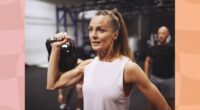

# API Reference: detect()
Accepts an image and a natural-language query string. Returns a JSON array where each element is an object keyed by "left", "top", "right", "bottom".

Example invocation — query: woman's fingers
[
  {"left": 61, "top": 37, "right": 67, "bottom": 44},
  {"left": 51, "top": 32, "right": 69, "bottom": 48},
  {"left": 54, "top": 32, "right": 67, "bottom": 40}
]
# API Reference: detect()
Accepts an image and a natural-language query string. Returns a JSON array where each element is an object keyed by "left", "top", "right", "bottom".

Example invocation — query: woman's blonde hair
[{"left": 95, "top": 9, "right": 133, "bottom": 60}]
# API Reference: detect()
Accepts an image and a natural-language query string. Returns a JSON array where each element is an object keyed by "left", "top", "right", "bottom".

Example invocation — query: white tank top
[{"left": 83, "top": 56, "right": 130, "bottom": 110}]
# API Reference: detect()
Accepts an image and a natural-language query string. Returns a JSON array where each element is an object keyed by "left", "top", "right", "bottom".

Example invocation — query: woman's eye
[
  {"left": 99, "top": 28, "right": 105, "bottom": 33},
  {"left": 88, "top": 28, "right": 92, "bottom": 31}
]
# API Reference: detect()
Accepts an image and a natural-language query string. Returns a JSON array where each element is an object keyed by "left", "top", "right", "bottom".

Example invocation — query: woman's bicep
[
  {"left": 135, "top": 77, "right": 159, "bottom": 102},
  {"left": 53, "top": 67, "right": 82, "bottom": 89},
  {"left": 54, "top": 59, "right": 93, "bottom": 89}
]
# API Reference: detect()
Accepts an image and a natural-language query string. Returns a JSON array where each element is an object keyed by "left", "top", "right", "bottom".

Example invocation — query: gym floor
[{"left": 25, "top": 66, "right": 148, "bottom": 110}]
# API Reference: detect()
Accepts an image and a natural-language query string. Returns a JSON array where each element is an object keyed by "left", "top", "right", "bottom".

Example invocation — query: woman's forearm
[
  {"left": 47, "top": 46, "right": 61, "bottom": 90},
  {"left": 147, "top": 83, "right": 171, "bottom": 110}
]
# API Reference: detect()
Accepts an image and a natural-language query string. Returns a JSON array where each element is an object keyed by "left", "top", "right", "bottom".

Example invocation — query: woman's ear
[{"left": 113, "top": 31, "right": 119, "bottom": 40}]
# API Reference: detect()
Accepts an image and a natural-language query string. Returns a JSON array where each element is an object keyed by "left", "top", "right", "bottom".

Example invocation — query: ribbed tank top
[{"left": 83, "top": 56, "right": 130, "bottom": 110}]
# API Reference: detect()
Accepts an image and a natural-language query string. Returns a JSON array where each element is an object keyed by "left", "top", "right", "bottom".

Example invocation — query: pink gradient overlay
[{"left": 0, "top": 0, "right": 24, "bottom": 110}]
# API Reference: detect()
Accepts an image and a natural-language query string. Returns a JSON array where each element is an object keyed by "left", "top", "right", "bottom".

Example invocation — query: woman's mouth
[{"left": 92, "top": 41, "right": 100, "bottom": 46}]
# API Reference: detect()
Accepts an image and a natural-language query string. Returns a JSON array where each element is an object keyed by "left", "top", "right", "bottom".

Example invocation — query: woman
[{"left": 47, "top": 9, "right": 171, "bottom": 110}]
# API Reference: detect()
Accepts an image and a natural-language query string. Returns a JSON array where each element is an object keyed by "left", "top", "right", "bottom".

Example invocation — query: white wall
[
  {"left": 25, "top": 0, "right": 56, "bottom": 67},
  {"left": 25, "top": 0, "right": 88, "bottom": 67}
]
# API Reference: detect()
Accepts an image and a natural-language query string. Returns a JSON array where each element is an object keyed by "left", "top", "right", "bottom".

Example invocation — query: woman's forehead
[{"left": 89, "top": 15, "right": 111, "bottom": 27}]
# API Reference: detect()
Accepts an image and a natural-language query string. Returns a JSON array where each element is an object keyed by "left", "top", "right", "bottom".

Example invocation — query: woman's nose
[{"left": 90, "top": 31, "right": 98, "bottom": 39}]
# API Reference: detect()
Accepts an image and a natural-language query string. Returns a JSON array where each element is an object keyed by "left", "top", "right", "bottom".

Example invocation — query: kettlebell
[{"left": 46, "top": 36, "right": 78, "bottom": 72}]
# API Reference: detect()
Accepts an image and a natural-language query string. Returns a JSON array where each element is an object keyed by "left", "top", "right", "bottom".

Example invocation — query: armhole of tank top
[
  {"left": 84, "top": 58, "right": 96, "bottom": 75},
  {"left": 122, "top": 57, "right": 131, "bottom": 97},
  {"left": 84, "top": 62, "right": 90, "bottom": 76}
]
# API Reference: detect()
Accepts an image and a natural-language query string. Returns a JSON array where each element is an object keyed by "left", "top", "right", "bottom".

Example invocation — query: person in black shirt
[{"left": 144, "top": 26, "right": 175, "bottom": 110}]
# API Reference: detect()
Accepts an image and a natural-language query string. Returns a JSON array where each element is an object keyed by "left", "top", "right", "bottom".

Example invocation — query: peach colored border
[{"left": 176, "top": 0, "right": 200, "bottom": 109}]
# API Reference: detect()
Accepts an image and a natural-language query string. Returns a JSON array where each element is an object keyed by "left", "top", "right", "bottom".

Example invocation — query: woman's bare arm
[
  {"left": 47, "top": 45, "right": 62, "bottom": 90},
  {"left": 47, "top": 45, "right": 92, "bottom": 90},
  {"left": 46, "top": 32, "right": 92, "bottom": 90},
  {"left": 124, "top": 61, "right": 171, "bottom": 110}
]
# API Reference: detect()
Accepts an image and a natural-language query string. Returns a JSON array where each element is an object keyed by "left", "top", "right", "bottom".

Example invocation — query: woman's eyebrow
[{"left": 89, "top": 25, "right": 106, "bottom": 29}]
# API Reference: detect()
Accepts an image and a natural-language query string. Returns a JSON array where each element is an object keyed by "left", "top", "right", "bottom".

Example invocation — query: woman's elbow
[
  {"left": 46, "top": 85, "right": 57, "bottom": 91},
  {"left": 46, "top": 82, "right": 59, "bottom": 90},
  {"left": 46, "top": 78, "right": 69, "bottom": 90}
]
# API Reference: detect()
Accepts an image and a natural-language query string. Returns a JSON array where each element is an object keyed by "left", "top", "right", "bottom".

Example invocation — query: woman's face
[{"left": 89, "top": 15, "right": 118, "bottom": 52}]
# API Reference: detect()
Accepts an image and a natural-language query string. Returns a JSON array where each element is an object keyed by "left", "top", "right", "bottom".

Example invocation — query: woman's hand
[{"left": 51, "top": 32, "right": 68, "bottom": 48}]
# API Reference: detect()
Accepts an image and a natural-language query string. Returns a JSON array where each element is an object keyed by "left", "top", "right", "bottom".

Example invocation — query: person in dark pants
[{"left": 144, "top": 26, "right": 175, "bottom": 110}]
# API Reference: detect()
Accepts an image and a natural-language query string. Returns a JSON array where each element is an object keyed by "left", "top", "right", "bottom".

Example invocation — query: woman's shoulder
[
  {"left": 80, "top": 58, "right": 94, "bottom": 66},
  {"left": 76, "top": 58, "right": 94, "bottom": 73},
  {"left": 124, "top": 60, "right": 140, "bottom": 72},
  {"left": 124, "top": 60, "right": 145, "bottom": 83}
]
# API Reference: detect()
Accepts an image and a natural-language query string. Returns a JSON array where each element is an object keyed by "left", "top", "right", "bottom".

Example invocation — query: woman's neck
[{"left": 97, "top": 44, "right": 119, "bottom": 62}]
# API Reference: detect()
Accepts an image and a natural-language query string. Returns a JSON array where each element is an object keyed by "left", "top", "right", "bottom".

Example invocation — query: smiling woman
[{"left": 47, "top": 9, "right": 171, "bottom": 110}]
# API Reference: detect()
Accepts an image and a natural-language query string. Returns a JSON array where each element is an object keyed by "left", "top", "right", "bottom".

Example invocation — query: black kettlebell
[{"left": 46, "top": 36, "right": 78, "bottom": 72}]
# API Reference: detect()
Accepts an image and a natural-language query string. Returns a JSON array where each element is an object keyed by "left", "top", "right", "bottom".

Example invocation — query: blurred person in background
[{"left": 144, "top": 26, "right": 175, "bottom": 110}]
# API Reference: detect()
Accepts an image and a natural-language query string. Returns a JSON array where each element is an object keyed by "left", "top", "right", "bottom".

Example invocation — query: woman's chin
[{"left": 91, "top": 47, "right": 103, "bottom": 52}]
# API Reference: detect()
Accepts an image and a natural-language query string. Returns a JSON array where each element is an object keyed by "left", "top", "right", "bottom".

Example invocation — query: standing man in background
[{"left": 144, "top": 26, "right": 175, "bottom": 110}]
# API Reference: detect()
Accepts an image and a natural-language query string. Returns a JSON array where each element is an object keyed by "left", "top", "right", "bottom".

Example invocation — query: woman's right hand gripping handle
[{"left": 51, "top": 32, "right": 68, "bottom": 48}]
